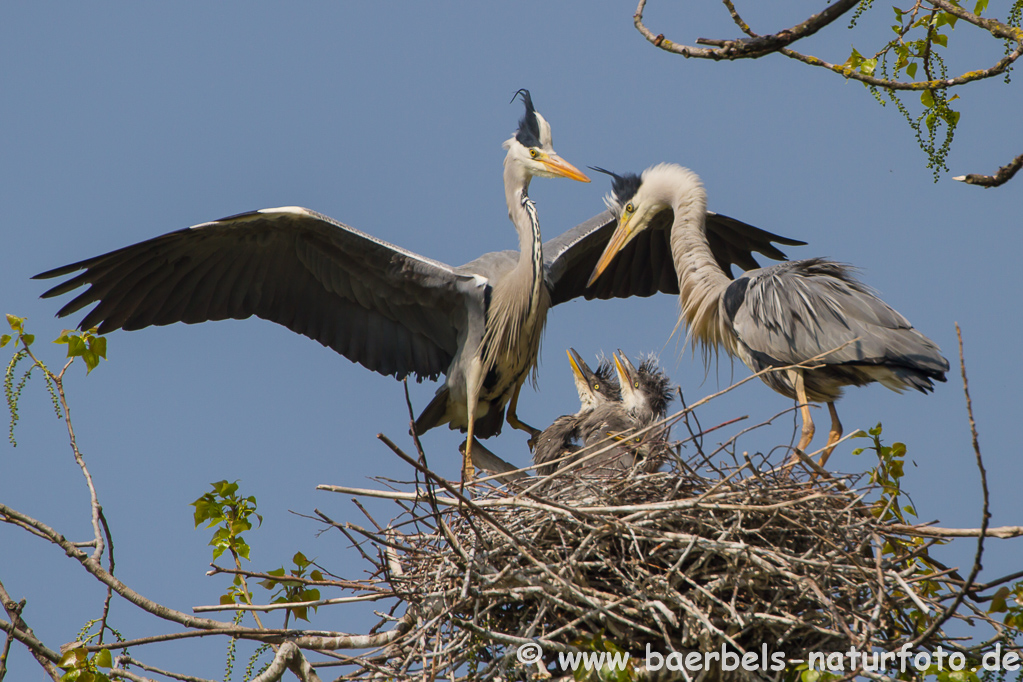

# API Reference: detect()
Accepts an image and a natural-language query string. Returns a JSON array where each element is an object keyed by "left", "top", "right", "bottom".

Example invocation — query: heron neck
[
  {"left": 668, "top": 190, "right": 736, "bottom": 356},
  {"left": 503, "top": 160, "right": 543, "bottom": 292},
  {"left": 476, "top": 158, "right": 549, "bottom": 383}
]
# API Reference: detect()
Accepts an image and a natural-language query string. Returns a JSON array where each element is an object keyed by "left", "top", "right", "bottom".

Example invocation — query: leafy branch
[{"left": 632, "top": 0, "right": 1023, "bottom": 185}]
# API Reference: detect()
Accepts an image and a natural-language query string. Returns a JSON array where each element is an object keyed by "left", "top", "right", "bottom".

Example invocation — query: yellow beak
[
  {"left": 541, "top": 154, "right": 591, "bottom": 183},
  {"left": 567, "top": 348, "right": 585, "bottom": 381},
  {"left": 587, "top": 213, "right": 635, "bottom": 288}
]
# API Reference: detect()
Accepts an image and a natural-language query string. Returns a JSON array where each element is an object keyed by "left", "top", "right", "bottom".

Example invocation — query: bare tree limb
[
  {"left": 633, "top": 0, "right": 860, "bottom": 60},
  {"left": 954, "top": 152, "right": 1023, "bottom": 188},
  {"left": 113, "top": 655, "right": 213, "bottom": 682},
  {"left": 251, "top": 641, "right": 322, "bottom": 682},
  {"left": 887, "top": 523, "right": 1023, "bottom": 539},
  {"left": 0, "top": 580, "right": 61, "bottom": 680}
]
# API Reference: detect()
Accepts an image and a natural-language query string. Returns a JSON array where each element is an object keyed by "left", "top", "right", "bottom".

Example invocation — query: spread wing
[
  {"left": 543, "top": 208, "right": 806, "bottom": 305},
  {"left": 34, "top": 207, "right": 484, "bottom": 381}
]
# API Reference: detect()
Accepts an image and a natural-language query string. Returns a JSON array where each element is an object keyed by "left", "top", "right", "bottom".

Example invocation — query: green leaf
[
  {"left": 844, "top": 48, "right": 864, "bottom": 69},
  {"left": 220, "top": 593, "right": 237, "bottom": 605},
  {"left": 906, "top": 62, "right": 918, "bottom": 79},
  {"left": 82, "top": 349, "right": 99, "bottom": 373},
  {"left": 22, "top": 334, "right": 35, "bottom": 347},
  {"left": 920, "top": 89, "right": 935, "bottom": 107},
  {"left": 0, "top": 334, "right": 10, "bottom": 347},
  {"left": 94, "top": 649, "right": 112, "bottom": 669},
  {"left": 975, "top": 0, "right": 988, "bottom": 15},
  {"left": 990, "top": 586, "right": 1011, "bottom": 613},
  {"left": 66, "top": 336, "right": 86, "bottom": 358},
  {"left": 5, "top": 314, "right": 24, "bottom": 332},
  {"left": 91, "top": 336, "right": 107, "bottom": 359},
  {"left": 58, "top": 651, "right": 80, "bottom": 669},
  {"left": 933, "top": 32, "right": 948, "bottom": 48}
]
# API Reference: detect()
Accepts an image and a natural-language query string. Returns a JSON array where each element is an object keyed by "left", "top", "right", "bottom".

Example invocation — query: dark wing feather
[
  {"left": 35, "top": 207, "right": 480, "bottom": 381},
  {"left": 544, "top": 209, "right": 805, "bottom": 305}
]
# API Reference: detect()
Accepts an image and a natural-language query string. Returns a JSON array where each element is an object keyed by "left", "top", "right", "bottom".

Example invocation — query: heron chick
[
  {"left": 587, "top": 163, "right": 949, "bottom": 466},
  {"left": 533, "top": 349, "right": 619, "bottom": 477},
  {"left": 534, "top": 349, "right": 673, "bottom": 481}
]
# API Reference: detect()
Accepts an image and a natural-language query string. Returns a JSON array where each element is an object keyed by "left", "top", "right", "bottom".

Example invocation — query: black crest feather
[
  {"left": 590, "top": 166, "right": 642, "bottom": 208},
  {"left": 511, "top": 89, "right": 542, "bottom": 148}
]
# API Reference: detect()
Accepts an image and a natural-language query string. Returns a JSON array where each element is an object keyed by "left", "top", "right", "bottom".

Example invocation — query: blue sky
[{"left": 2, "top": 2, "right": 1021, "bottom": 677}]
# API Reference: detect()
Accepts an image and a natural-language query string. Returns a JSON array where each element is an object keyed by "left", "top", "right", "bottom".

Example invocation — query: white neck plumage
[{"left": 647, "top": 165, "right": 736, "bottom": 357}]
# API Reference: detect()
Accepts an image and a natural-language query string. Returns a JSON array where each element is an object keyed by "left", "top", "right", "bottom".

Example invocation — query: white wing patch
[{"left": 257, "top": 206, "right": 314, "bottom": 216}]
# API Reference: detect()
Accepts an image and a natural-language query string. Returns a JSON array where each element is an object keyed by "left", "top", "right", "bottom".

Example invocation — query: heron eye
[
  {"left": 625, "top": 203, "right": 635, "bottom": 213},
  {"left": 529, "top": 148, "right": 539, "bottom": 159},
  {"left": 634, "top": 381, "right": 640, "bottom": 389},
  {"left": 593, "top": 383, "right": 599, "bottom": 390}
]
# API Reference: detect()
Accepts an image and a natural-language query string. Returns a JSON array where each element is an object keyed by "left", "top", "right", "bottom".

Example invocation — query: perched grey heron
[
  {"left": 587, "top": 163, "right": 949, "bottom": 466},
  {"left": 534, "top": 350, "right": 672, "bottom": 478},
  {"left": 33, "top": 94, "right": 802, "bottom": 481}
]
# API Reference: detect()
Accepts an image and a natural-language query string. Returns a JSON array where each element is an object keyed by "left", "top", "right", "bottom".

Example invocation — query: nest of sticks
[{"left": 322, "top": 414, "right": 998, "bottom": 681}]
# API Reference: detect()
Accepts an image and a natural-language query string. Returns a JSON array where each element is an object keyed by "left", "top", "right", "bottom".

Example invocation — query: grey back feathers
[{"left": 724, "top": 257, "right": 948, "bottom": 402}]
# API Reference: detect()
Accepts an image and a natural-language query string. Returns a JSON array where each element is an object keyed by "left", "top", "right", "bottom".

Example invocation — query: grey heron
[
  {"left": 534, "top": 350, "right": 672, "bottom": 478},
  {"left": 572, "top": 350, "right": 673, "bottom": 474},
  {"left": 587, "top": 163, "right": 949, "bottom": 466},
  {"left": 533, "top": 349, "right": 619, "bottom": 477},
  {"left": 33, "top": 95, "right": 802, "bottom": 482}
]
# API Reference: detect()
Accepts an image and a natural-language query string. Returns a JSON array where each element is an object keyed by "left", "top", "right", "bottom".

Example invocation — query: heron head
[
  {"left": 503, "top": 90, "right": 590, "bottom": 183},
  {"left": 567, "top": 348, "right": 619, "bottom": 411},
  {"left": 636, "top": 356, "right": 673, "bottom": 420},
  {"left": 615, "top": 350, "right": 673, "bottom": 422},
  {"left": 612, "top": 351, "right": 642, "bottom": 413},
  {"left": 585, "top": 166, "right": 673, "bottom": 287}
]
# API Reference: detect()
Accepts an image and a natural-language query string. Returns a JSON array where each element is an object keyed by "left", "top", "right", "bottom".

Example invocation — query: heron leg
[
  {"left": 461, "top": 366, "right": 484, "bottom": 486},
  {"left": 463, "top": 423, "right": 477, "bottom": 485},
  {"left": 785, "top": 369, "right": 815, "bottom": 465},
  {"left": 506, "top": 382, "right": 541, "bottom": 447},
  {"left": 818, "top": 402, "right": 843, "bottom": 468}
]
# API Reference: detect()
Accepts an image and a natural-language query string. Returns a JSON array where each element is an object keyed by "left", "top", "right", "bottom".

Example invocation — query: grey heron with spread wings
[
  {"left": 587, "top": 164, "right": 949, "bottom": 466},
  {"left": 34, "top": 96, "right": 802, "bottom": 481}
]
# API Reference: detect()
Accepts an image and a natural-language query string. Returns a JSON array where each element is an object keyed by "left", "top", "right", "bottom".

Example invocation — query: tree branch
[
  {"left": 634, "top": 0, "right": 860, "bottom": 60},
  {"left": 954, "top": 152, "right": 1023, "bottom": 187},
  {"left": 634, "top": 0, "right": 1023, "bottom": 90}
]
